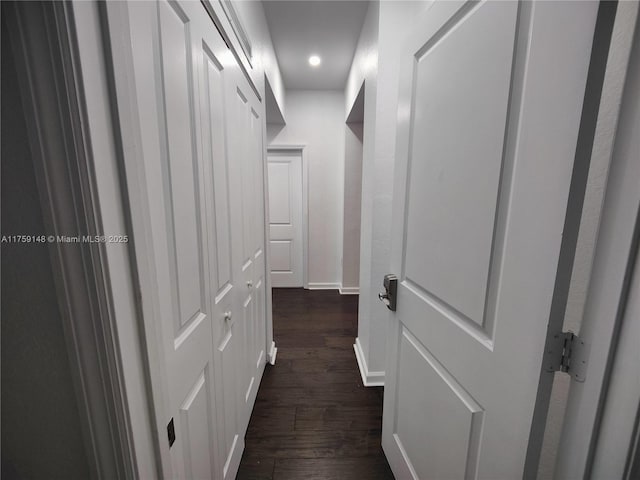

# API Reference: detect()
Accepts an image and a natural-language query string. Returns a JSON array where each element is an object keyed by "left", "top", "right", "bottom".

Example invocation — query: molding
[
  {"left": 308, "top": 282, "right": 341, "bottom": 290},
  {"left": 555, "top": 2, "right": 640, "bottom": 476},
  {"left": 200, "top": 0, "right": 261, "bottom": 102},
  {"left": 339, "top": 286, "right": 360, "bottom": 295},
  {"left": 353, "top": 338, "right": 385, "bottom": 386},
  {"left": 261, "top": 86, "right": 276, "bottom": 386},
  {"left": 101, "top": 1, "right": 176, "bottom": 476},
  {"left": 268, "top": 144, "right": 307, "bottom": 151},
  {"left": 217, "top": 0, "right": 252, "bottom": 65},
  {"left": 6, "top": 2, "right": 136, "bottom": 477},
  {"left": 268, "top": 341, "right": 278, "bottom": 365}
]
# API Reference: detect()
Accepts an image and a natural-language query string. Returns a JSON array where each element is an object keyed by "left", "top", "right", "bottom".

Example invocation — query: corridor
[{"left": 237, "top": 289, "right": 394, "bottom": 479}]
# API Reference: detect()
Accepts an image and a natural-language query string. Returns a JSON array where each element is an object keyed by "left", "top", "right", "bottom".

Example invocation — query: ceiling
[{"left": 262, "top": 0, "right": 369, "bottom": 90}]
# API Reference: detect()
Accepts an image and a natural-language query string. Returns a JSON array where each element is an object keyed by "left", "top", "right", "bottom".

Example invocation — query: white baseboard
[
  {"left": 307, "top": 282, "right": 340, "bottom": 290},
  {"left": 268, "top": 341, "right": 277, "bottom": 365},
  {"left": 339, "top": 286, "right": 359, "bottom": 295},
  {"left": 353, "top": 337, "right": 385, "bottom": 387}
]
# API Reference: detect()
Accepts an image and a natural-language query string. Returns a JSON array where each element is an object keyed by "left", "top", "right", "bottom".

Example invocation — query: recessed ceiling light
[{"left": 308, "top": 55, "right": 321, "bottom": 67}]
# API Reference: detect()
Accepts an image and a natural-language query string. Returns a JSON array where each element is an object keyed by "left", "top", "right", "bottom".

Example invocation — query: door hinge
[{"left": 544, "top": 331, "right": 589, "bottom": 382}]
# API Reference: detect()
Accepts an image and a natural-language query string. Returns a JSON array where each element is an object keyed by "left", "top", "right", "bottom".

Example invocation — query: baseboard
[
  {"left": 353, "top": 338, "right": 385, "bottom": 387},
  {"left": 268, "top": 341, "right": 277, "bottom": 365},
  {"left": 307, "top": 282, "right": 340, "bottom": 290},
  {"left": 339, "top": 285, "right": 359, "bottom": 295}
]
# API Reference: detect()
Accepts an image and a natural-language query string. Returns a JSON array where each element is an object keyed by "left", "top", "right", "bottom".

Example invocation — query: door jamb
[
  {"left": 266, "top": 145, "right": 309, "bottom": 289},
  {"left": 555, "top": 3, "right": 640, "bottom": 476},
  {"left": 4, "top": 1, "right": 141, "bottom": 478}
]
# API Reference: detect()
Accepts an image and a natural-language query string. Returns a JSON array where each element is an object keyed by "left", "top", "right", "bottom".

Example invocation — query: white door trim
[
  {"left": 97, "top": 1, "right": 176, "bottom": 476},
  {"left": 267, "top": 145, "right": 309, "bottom": 289},
  {"left": 555, "top": 2, "right": 640, "bottom": 476},
  {"left": 5, "top": 1, "right": 146, "bottom": 477}
]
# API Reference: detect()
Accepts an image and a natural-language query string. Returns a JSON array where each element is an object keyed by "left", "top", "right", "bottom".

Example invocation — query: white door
[
  {"left": 124, "top": 0, "right": 265, "bottom": 477},
  {"left": 228, "top": 68, "right": 268, "bottom": 434},
  {"left": 126, "top": 2, "right": 222, "bottom": 477},
  {"left": 382, "top": 1, "right": 598, "bottom": 478},
  {"left": 267, "top": 151, "right": 304, "bottom": 287},
  {"left": 196, "top": 10, "right": 245, "bottom": 477}
]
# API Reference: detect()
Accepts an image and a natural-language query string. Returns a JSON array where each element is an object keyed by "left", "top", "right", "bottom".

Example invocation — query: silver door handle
[
  {"left": 246, "top": 280, "right": 253, "bottom": 288},
  {"left": 224, "top": 311, "right": 232, "bottom": 321}
]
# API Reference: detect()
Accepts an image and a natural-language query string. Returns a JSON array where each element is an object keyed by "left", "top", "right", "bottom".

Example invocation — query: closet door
[
  {"left": 227, "top": 74, "right": 268, "bottom": 433},
  {"left": 122, "top": 1, "right": 268, "bottom": 477},
  {"left": 126, "top": 1, "right": 221, "bottom": 477},
  {"left": 191, "top": 4, "right": 245, "bottom": 478},
  {"left": 123, "top": 1, "right": 259, "bottom": 477}
]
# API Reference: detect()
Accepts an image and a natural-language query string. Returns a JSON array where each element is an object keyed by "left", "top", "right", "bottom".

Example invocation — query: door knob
[
  {"left": 224, "top": 311, "right": 232, "bottom": 321},
  {"left": 247, "top": 280, "right": 253, "bottom": 288}
]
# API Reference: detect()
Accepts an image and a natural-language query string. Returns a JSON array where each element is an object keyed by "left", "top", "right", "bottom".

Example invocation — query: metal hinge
[{"left": 544, "top": 331, "right": 589, "bottom": 382}]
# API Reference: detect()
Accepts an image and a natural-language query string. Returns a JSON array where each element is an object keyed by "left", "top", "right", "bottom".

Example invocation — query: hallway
[{"left": 237, "top": 289, "right": 394, "bottom": 479}]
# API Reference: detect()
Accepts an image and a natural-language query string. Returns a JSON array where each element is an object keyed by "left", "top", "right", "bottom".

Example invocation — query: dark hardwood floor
[{"left": 237, "top": 288, "right": 394, "bottom": 480}]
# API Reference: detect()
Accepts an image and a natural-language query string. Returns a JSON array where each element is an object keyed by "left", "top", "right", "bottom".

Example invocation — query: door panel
[
  {"left": 267, "top": 152, "right": 304, "bottom": 287},
  {"left": 270, "top": 240, "right": 293, "bottom": 271},
  {"left": 395, "top": 328, "right": 483, "bottom": 480},
  {"left": 202, "top": 47, "right": 233, "bottom": 296},
  {"left": 404, "top": 0, "right": 516, "bottom": 326},
  {"left": 227, "top": 72, "right": 267, "bottom": 436},
  {"left": 128, "top": 1, "right": 218, "bottom": 477},
  {"left": 158, "top": 0, "right": 207, "bottom": 335},
  {"left": 383, "top": 1, "right": 598, "bottom": 478},
  {"left": 268, "top": 162, "right": 293, "bottom": 224},
  {"left": 179, "top": 370, "right": 215, "bottom": 479},
  {"left": 196, "top": 23, "right": 242, "bottom": 479}
]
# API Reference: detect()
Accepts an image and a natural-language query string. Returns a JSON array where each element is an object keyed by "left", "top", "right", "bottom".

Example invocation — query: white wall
[
  {"left": 342, "top": 122, "right": 363, "bottom": 292},
  {"left": 347, "top": 0, "right": 431, "bottom": 382},
  {"left": 345, "top": 0, "right": 380, "bottom": 381},
  {"left": 267, "top": 90, "right": 346, "bottom": 288}
]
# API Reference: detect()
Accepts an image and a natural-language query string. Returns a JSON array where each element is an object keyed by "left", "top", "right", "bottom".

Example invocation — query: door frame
[
  {"left": 555, "top": 2, "right": 640, "bottom": 476},
  {"left": 266, "top": 145, "right": 309, "bottom": 289},
  {"left": 4, "top": 1, "right": 147, "bottom": 477}
]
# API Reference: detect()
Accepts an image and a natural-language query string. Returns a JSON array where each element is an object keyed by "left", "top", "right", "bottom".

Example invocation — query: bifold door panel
[{"left": 123, "top": 1, "right": 268, "bottom": 478}]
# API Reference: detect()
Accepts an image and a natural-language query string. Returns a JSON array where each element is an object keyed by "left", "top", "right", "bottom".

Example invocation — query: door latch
[{"left": 378, "top": 274, "right": 398, "bottom": 311}]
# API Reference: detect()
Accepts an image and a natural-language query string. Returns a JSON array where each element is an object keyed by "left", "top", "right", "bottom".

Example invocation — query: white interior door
[
  {"left": 382, "top": 1, "right": 598, "bottom": 478},
  {"left": 267, "top": 151, "right": 304, "bottom": 287},
  {"left": 229, "top": 68, "right": 268, "bottom": 434},
  {"left": 126, "top": 2, "right": 222, "bottom": 477}
]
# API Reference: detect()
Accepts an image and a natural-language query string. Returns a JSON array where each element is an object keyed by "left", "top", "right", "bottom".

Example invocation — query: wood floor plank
[
  {"left": 276, "top": 346, "right": 356, "bottom": 361},
  {"left": 254, "top": 387, "right": 382, "bottom": 408},
  {"left": 295, "top": 405, "right": 383, "bottom": 431},
  {"left": 247, "top": 406, "right": 296, "bottom": 435},
  {"left": 323, "top": 336, "right": 356, "bottom": 348},
  {"left": 236, "top": 456, "right": 275, "bottom": 480},
  {"left": 238, "top": 289, "right": 394, "bottom": 479},
  {"left": 273, "top": 457, "right": 394, "bottom": 480},
  {"left": 244, "top": 429, "right": 384, "bottom": 458},
  {"left": 275, "top": 358, "right": 356, "bottom": 374},
  {"left": 259, "top": 371, "right": 362, "bottom": 389}
]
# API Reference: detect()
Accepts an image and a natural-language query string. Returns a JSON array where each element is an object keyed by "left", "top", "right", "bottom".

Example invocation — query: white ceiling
[{"left": 262, "top": 0, "right": 369, "bottom": 90}]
